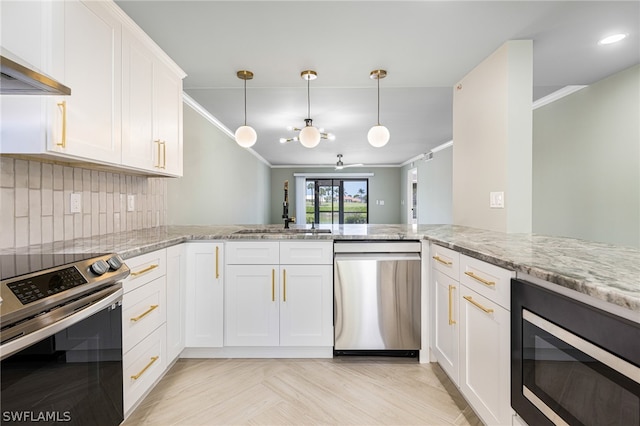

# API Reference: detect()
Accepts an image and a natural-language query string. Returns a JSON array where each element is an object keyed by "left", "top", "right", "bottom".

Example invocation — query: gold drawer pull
[
  {"left": 463, "top": 296, "right": 494, "bottom": 314},
  {"left": 464, "top": 271, "right": 495, "bottom": 287},
  {"left": 283, "top": 269, "right": 287, "bottom": 302},
  {"left": 130, "top": 305, "right": 159, "bottom": 322},
  {"left": 271, "top": 269, "right": 275, "bottom": 301},
  {"left": 433, "top": 255, "right": 452, "bottom": 266},
  {"left": 131, "top": 264, "right": 159, "bottom": 277},
  {"left": 155, "top": 140, "right": 162, "bottom": 168},
  {"left": 57, "top": 101, "right": 67, "bottom": 148},
  {"left": 215, "top": 246, "right": 220, "bottom": 279},
  {"left": 131, "top": 356, "right": 159, "bottom": 380},
  {"left": 448, "top": 285, "right": 456, "bottom": 325}
]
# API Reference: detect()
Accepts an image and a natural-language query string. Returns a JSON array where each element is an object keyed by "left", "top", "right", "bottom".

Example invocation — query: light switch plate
[
  {"left": 70, "top": 192, "right": 82, "bottom": 213},
  {"left": 127, "top": 195, "right": 135, "bottom": 212},
  {"left": 490, "top": 192, "right": 504, "bottom": 208}
]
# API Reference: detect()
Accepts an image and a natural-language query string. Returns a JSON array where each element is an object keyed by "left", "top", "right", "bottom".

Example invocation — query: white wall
[
  {"left": 533, "top": 65, "right": 640, "bottom": 247},
  {"left": 167, "top": 104, "right": 271, "bottom": 225},
  {"left": 452, "top": 40, "right": 533, "bottom": 233},
  {"left": 400, "top": 146, "right": 453, "bottom": 225}
]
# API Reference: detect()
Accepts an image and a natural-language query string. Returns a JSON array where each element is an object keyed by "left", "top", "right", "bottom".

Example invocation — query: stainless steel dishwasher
[{"left": 334, "top": 241, "right": 421, "bottom": 355}]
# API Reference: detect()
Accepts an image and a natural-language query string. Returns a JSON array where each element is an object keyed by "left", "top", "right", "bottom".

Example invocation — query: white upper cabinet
[
  {"left": 57, "top": 0, "right": 122, "bottom": 164},
  {"left": 1, "top": 0, "right": 185, "bottom": 176},
  {"left": 121, "top": 28, "right": 184, "bottom": 176}
]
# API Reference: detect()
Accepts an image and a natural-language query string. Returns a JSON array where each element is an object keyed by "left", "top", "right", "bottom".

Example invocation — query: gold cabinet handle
[
  {"left": 464, "top": 271, "right": 495, "bottom": 287},
  {"left": 463, "top": 296, "right": 494, "bottom": 314},
  {"left": 57, "top": 101, "right": 67, "bottom": 148},
  {"left": 215, "top": 246, "right": 220, "bottom": 279},
  {"left": 282, "top": 269, "right": 287, "bottom": 302},
  {"left": 448, "top": 285, "right": 456, "bottom": 325},
  {"left": 433, "top": 255, "right": 452, "bottom": 266},
  {"left": 154, "top": 140, "right": 162, "bottom": 168},
  {"left": 130, "top": 264, "right": 159, "bottom": 277},
  {"left": 130, "top": 304, "right": 159, "bottom": 322},
  {"left": 271, "top": 269, "right": 275, "bottom": 302},
  {"left": 161, "top": 141, "right": 167, "bottom": 169},
  {"left": 131, "top": 356, "right": 159, "bottom": 380}
]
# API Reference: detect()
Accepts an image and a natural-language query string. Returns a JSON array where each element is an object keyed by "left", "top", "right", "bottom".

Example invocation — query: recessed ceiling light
[{"left": 598, "top": 33, "right": 628, "bottom": 45}]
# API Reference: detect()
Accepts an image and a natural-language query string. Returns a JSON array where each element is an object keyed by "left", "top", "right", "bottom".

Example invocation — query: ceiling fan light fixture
[
  {"left": 368, "top": 69, "right": 390, "bottom": 148},
  {"left": 234, "top": 70, "right": 257, "bottom": 148}
]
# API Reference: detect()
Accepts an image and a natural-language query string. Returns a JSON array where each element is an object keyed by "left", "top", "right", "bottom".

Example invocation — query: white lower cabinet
[
  {"left": 224, "top": 241, "right": 333, "bottom": 348},
  {"left": 430, "top": 244, "right": 515, "bottom": 426},
  {"left": 166, "top": 244, "right": 186, "bottom": 362},
  {"left": 185, "top": 242, "right": 224, "bottom": 347},
  {"left": 432, "top": 269, "right": 459, "bottom": 383},
  {"left": 459, "top": 285, "right": 511, "bottom": 425},
  {"left": 121, "top": 248, "right": 168, "bottom": 416}
]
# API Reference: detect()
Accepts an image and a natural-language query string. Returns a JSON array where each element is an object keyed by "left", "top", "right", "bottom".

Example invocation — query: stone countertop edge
[{"left": 3, "top": 224, "right": 638, "bottom": 315}]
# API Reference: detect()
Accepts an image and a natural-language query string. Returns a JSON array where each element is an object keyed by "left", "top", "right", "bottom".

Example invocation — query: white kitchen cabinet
[
  {"left": 224, "top": 264, "right": 280, "bottom": 346},
  {"left": 121, "top": 248, "right": 168, "bottom": 416},
  {"left": 459, "top": 285, "right": 511, "bottom": 426},
  {"left": 431, "top": 269, "right": 459, "bottom": 384},
  {"left": 224, "top": 241, "right": 333, "bottom": 348},
  {"left": 279, "top": 265, "right": 333, "bottom": 346},
  {"left": 1, "top": 0, "right": 121, "bottom": 164},
  {"left": 185, "top": 242, "right": 224, "bottom": 347},
  {"left": 166, "top": 244, "right": 186, "bottom": 362},
  {"left": 121, "top": 28, "right": 184, "bottom": 176}
]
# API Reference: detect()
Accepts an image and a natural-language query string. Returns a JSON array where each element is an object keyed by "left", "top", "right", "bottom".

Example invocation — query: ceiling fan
[{"left": 335, "top": 154, "right": 363, "bottom": 170}]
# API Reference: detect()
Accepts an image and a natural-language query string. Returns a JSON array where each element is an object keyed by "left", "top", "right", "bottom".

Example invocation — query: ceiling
[{"left": 115, "top": 1, "right": 639, "bottom": 167}]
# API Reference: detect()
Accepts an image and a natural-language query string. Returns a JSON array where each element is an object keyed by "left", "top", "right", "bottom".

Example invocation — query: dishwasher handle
[{"left": 334, "top": 252, "right": 420, "bottom": 262}]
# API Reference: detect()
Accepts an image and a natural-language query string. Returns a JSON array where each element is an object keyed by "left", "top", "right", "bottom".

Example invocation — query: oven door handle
[{"left": 0, "top": 285, "right": 123, "bottom": 360}]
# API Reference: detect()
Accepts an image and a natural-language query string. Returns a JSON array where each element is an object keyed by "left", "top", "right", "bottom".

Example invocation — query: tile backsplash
[{"left": 0, "top": 157, "right": 168, "bottom": 249}]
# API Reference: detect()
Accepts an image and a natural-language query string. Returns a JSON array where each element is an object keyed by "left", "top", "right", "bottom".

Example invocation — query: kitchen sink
[{"left": 233, "top": 228, "right": 332, "bottom": 235}]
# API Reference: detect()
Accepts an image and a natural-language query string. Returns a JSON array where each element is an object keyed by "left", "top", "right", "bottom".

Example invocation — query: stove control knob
[
  {"left": 90, "top": 260, "right": 109, "bottom": 276},
  {"left": 107, "top": 256, "right": 123, "bottom": 271}
]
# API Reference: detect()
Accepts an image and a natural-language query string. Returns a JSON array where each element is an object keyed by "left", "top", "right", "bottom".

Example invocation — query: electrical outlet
[
  {"left": 127, "top": 195, "right": 135, "bottom": 212},
  {"left": 70, "top": 193, "right": 82, "bottom": 213},
  {"left": 490, "top": 192, "right": 504, "bottom": 208}
]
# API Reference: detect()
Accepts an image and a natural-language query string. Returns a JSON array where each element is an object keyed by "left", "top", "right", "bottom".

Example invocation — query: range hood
[{"left": 1, "top": 55, "right": 70, "bottom": 96}]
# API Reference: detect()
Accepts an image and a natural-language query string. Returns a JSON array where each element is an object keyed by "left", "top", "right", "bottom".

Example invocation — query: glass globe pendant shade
[
  {"left": 235, "top": 125, "right": 257, "bottom": 148},
  {"left": 367, "top": 125, "right": 390, "bottom": 147},
  {"left": 299, "top": 125, "right": 321, "bottom": 148}
]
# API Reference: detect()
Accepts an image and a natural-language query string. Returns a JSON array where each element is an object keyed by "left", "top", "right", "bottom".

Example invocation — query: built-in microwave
[{"left": 511, "top": 278, "right": 639, "bottom": 426}]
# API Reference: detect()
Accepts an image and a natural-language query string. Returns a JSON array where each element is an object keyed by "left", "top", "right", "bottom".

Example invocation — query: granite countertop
[{"left": 2, "top": 224, "right": 639, "bottom": 316}]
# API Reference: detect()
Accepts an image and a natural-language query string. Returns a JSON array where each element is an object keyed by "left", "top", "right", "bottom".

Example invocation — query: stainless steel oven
[
  {"left": 511, "top": 278, "right": 640, "bottom": 426},
  {"left": 1, "top": 253, "right": 129, "bottom": 425}
]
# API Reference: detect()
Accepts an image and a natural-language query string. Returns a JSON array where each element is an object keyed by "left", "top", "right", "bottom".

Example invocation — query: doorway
[
  {"left": 408, "top": 168, "right": 418, "bottom": 224},
  {"left": 305, "top": 178, "right": 369, "bottom": 225}
]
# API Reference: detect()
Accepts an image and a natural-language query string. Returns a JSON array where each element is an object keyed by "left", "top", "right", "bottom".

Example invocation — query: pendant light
[
  {"left": 299, "top": 70, "right": 321, "bottom": 148},
  {"left": 234, "top": 70, "right": 257, "bottom": 148},
  {"left": 367, "top": 69, "right": 390, "bottom": 148}
]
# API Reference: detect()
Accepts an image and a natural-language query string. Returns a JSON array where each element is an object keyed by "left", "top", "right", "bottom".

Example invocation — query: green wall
[
  {"left": 533, "top": 65, "right": 640, "bottom": 247},
  {"left": 167, "top": 104, "right": 271, "bottom": 225},
  {"left": 270, "top": 167, "right": 401, "bottom": 225}
]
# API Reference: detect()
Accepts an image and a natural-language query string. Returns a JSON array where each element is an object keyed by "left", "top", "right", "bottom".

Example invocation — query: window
[{"left": 305, "top": 179, "right": 368, "bottom": 224}]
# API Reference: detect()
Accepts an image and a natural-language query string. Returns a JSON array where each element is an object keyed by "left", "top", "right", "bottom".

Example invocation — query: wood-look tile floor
[{"left": 123, "top": 358, "right": 483, "bottom": 426}]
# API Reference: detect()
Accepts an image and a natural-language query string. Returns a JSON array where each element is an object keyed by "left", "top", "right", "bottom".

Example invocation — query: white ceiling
[{"left": 115, "top": 0, "right": 639, "bottom": 167}]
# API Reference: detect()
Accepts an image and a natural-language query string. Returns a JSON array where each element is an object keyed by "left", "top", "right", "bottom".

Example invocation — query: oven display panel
[{"left": 7, "top": 266, "right": 88, "bottom": 304}]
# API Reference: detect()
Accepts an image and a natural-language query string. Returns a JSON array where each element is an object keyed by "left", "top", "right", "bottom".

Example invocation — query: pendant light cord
[
  {"left": 377, "top": 75, "right": 381, "bottom": 125},
  {"left": 307, "top": 76, "right": 311, "bottom": 120},
  {"left": 243, "top": 78, "right": 247, "bottom": 126}
]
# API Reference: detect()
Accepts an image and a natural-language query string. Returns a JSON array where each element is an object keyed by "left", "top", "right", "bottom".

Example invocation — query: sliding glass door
[{"left": 305, "top": 179, "right": 368, "bottom": 225}]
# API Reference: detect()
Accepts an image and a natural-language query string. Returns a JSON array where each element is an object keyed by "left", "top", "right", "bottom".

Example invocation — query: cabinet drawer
[
  {"left": 460, "top": 255, "right": 513, "bottom": 310},
  {"left": 431, "top": 244, "right": 460, "bottom": 280},
  {"left": 122, "top": 276, "right": 166, "bottom": 353},
  {"left": 123, "top": 324, "right": 166, "bottom": 415},
  {"left": 122, "top": 249, "right": 166, "bottom": 293},
  {"left": 280, "top": 241, "right": 333, "bottom": 265},
  {"left": 226, "top": 241, "right": 279, "bottom": 264}
]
